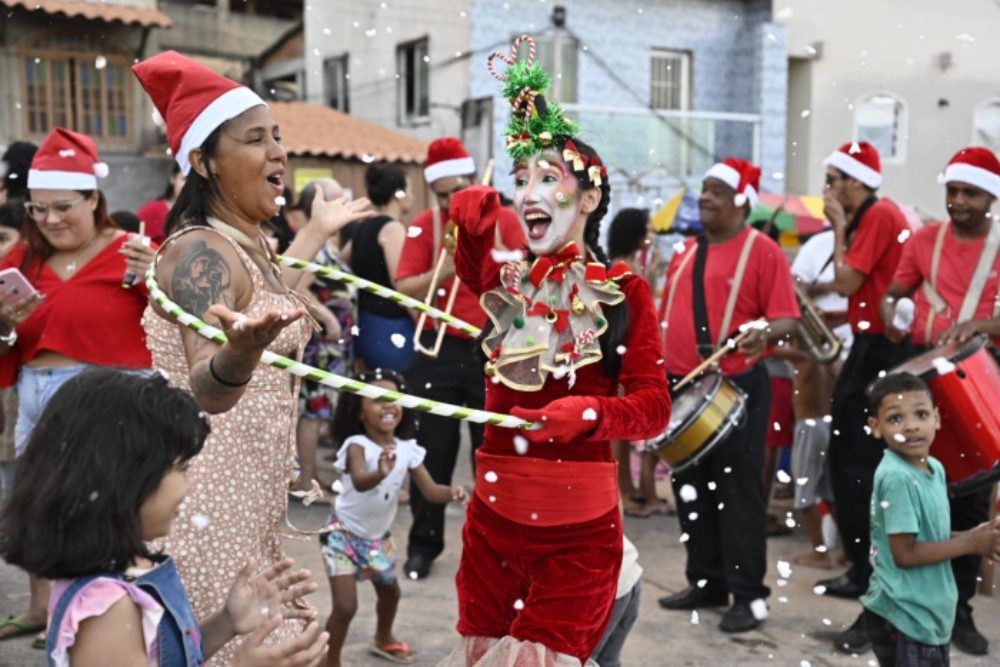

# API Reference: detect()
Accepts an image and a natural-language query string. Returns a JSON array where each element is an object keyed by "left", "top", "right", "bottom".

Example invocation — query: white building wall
[
  {"left": 779, "top": 0, "right": 1000, "bottom": 217},
  {"left": 303, "top": 0, "right": 471, "bottom": 142}
]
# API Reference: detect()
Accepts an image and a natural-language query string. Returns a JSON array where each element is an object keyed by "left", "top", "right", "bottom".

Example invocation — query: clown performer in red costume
[{"left": 439, "top": 36, "right": 671, "bottom": 665}]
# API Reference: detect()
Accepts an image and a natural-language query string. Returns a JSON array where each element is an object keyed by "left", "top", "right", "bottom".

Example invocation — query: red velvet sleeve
[
  {"left": 455, "top": 224, "right": 503, "bottom": 295},
  {"left": 591, "top": 276, "right": 672, "bottom": 442}
]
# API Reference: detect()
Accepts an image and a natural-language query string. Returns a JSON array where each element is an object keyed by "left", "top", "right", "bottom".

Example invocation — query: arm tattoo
[{"left": 172, "top": 239, "right": 232, "bottom": 317}]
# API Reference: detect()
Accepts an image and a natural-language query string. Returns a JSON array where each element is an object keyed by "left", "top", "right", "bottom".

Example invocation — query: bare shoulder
[
  {"left": 155, "top": 228, "right": 251, "bottom": 315},
  {"left": 69, "top": 594, "right": 149, "bottom": 666},
  {"left": 378, "top": 219, "right": 407, "bottom": 242}
]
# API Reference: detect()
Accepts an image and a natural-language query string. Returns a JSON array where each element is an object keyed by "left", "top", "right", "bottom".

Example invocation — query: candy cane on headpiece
[
  {"left": 487, "top": 35, "right": 539, "bottom": 125},
  {"left": 144, "top": 267, "right": 532, "bottom": 430}
]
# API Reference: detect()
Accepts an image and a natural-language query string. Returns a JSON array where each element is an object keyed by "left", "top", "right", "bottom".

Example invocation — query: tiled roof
[
  {"left": 0, "top": 0, "right": 172, "bottom": 28},
  {"left": 269, "top": 101, "right": 428, "bottom": 164}
]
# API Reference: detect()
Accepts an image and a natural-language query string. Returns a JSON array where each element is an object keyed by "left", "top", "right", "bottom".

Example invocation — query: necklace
[{"left": 55, "top": 231, "right": 103, "bottom": 274}]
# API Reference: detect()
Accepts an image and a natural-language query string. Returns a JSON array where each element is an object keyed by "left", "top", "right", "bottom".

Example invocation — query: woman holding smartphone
[{"left": 0, "top": 127, "right": 154, "bottom": 648}]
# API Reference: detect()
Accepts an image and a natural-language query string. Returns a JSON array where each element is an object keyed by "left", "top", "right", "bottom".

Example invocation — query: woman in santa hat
[
  {"left": 441, "top": 37, "right": 671, "bottom": 665},
  {"left": 0, "top": 127, "right": 155, "bottom": 646},
  {"left": 132, "top": 50, "right": 371, "bottom": 664}
]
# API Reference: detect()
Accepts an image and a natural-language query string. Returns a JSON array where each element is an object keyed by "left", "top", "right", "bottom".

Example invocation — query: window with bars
[
  {"left": 397, "top": 38, "right": 429, "bottom": 123},
  {"left": 324, "top": 55, "right": 350, "bottom": 112},
  {"left": 650, "top": 49, "right": 691, "bottom": 111},
  {"left": 20, "top": 36, "right": 131, "bottom": 143}
]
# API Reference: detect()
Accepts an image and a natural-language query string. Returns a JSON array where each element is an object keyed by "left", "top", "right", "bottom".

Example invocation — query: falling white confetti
[
  {"left": 822, "top": 618, "right": 832, "bottom": 626},
  {"left": 274, "top": 195, "right": 286, "bottom": 207},
  {"left": 582, "top": 408, "right": 598, "bottom": 421},
  {"left": 931, "top": 356, "right": 956, "bottom": 375},
  {"left": 192, "top": 514, "right": 211, "bottom": 530},
  {"left": 696, "top": 579, "right": 708, "bottom": 588},
  {"left": 678, "top": 484, "right": 697, "bottom": 502},
  {"left": 800, "top": 109, "right": 811, "bottom": 118},
  {"left": 688, "top": 512, "right": 698, "bottom": 521},
  {"left": 796, "top": 476, "right": 809, "bottom": 486},
  {"left": 857, "top": 320, "right": 871, "bottom": 331},
  {"left": 616, "top": 345, "right": 627, "bottom": 355},
  {"left": 750, "top": 599, "right": 768, "bottom": 620},
  {"left": 484, "top": 471, "right": 498, "bottom": 483},
  {"left": 513, "top": 435, "right": 529, "bottom": 455},
  {"left": 390, "top": 333, "right": 407, "bottom": 349},
  {"left": 772, "top": 421, "right": 782, "bottom": 432},
  {"left": 707, "top": 481, "right": 717, "bottom": 491},
  {"left": 778, "top": 596, "right": 788, "bottom": 603},
  {"left": 723, "top": 467, "right": 732, "bottom": 474},
  {"left": 776, "top": 470, "right": 791, "bottom": 484},
  {"left": 690, "top": 610, "right": 700, "bottom": 625},
  {"left": 679, "top": 532, "right": 690, "bottom": 543},
  {"left": 776, "top": 560, "right": 792, "bottom": 579},
  {"left": 897, "top": 229, "right": 911, "bottom": 243},
  {"left": 893, "top": 433, "right": 906, "bottom": 443},
  {"left": 880, "top": 500, "right": 890, "bottom": 509},
  {"left": 800, "top": 662, "right": 812, "bottom": 667},
  {"left": 95, "top": 55, "right": 107, "bottom": 70},
  {"left": 813, "top": 585, "right": 827, "bottom": 595},
  {"left": 233, "top": 315, "right": 248, "bottom": 332},
  {"left": 513, "top": 599, "right": 525, "bottom": 610},
  {"left": 88, "top": 491, "right": 99, "bottom": 502},
  {"left": 407, "top": 226, "right": 423, "bottom": 238},
  {"left": 491, "top": 248, "right": 525, "bottom": 262},
  {"left": 408, "top": 571, "right": 418, "bottom": 580},
  {"left": 331, "top": 479, "right": 344, "bottom": 494},
  {"left": 785, "top": 516, "right": 797, "bottom": 529}
]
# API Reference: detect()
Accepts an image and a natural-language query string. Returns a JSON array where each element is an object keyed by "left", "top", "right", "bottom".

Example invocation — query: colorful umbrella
[{"left": 651, "top": 187, "right": 702, "bottom": 234}]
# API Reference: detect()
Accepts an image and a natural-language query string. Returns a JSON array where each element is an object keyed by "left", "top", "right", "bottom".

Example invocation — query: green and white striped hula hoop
[
  {"left": 275, "top": 254, "right": 482, "bottom": 337},
  {"left": 144, "top": 268, "right": 530, "bottom": 430}
]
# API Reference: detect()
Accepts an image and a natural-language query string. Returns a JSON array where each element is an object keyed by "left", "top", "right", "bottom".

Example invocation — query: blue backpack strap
[{"left": 45, "top": 573, "right": 123, "bottom": 666}]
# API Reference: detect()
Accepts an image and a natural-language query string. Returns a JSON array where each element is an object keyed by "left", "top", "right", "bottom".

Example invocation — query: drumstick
[{"left": 673, "top": 323, "right": 763, "bottom": 391}]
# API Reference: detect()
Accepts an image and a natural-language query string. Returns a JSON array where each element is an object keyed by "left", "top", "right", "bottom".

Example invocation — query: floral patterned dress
[{"left": 142, "top": 227, "right": 311, "bottom": 665}]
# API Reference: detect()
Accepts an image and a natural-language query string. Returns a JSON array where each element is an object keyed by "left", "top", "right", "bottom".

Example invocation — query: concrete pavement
[{"left": 3, "top": 445, "right": 999, "bottom": 666}]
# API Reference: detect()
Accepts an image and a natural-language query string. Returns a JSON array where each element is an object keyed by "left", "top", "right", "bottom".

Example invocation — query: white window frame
[
  {"left": 972, "top": 97, "right": 1000, "bottom": 154},
  {"left": 852, "top": 92, "right": 908, "bottom": 164},
  {"left": 516, "top": 34, "right": 577, "bottom": 104},
  {"left": 396, "top": 37, "right": 430, "bottom": 124},
  {"left": 323, "top": 54, "right": 349, "bottom": 112},
  {"left": 650, "top": 49, "right": 691, "bottom": 111}
]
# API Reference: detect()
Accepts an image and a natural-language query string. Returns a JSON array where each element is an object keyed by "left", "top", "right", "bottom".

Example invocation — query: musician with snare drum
[
  {"left": 394, "top": 138, "right": 525, "bottom": 580},
  {"left": 656, "top": 158, "right": 799, "bottom": 633},
  {"left": 877, "top": 147, "right": 1000, "bottom": 657}
]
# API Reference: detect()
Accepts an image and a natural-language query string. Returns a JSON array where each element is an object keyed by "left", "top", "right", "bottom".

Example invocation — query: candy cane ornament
[{"left": 144, "top": 267, "right": 531, "bottom": 430}]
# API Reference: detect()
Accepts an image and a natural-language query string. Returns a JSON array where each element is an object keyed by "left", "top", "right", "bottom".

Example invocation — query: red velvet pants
[{"left": 455, "top": 496, "right": 623, "bottom": 662}]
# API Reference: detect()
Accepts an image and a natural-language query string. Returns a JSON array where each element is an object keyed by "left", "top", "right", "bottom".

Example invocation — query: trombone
[{"left": 414, "top": 159, "right": 495, "bottom": 357}]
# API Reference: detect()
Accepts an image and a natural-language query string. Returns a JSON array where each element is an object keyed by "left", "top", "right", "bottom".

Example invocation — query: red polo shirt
[
  {"left": 843, "top": 199, "right": 909, "bottom": 335},
  {"left": 893, "top": 221, "right": 1000, "bottom": 346},
  {"left": 396, "top": 206, "right": 525, "bottom": 338},
  {"left": 661, "top": 226, "right": 800, "bottom": 377}
]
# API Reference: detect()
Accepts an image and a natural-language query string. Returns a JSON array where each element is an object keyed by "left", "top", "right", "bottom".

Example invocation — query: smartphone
[{"left": 0, "top": 268, "right": 38, "bottom": 304}]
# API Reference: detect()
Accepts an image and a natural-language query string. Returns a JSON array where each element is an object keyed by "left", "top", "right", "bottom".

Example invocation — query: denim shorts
[{"left": 14, "top": 365, "right": 90, "bottom": 457}]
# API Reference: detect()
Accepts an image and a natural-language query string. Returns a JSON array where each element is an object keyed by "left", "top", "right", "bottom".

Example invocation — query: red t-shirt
[
  {"left": 661, "top": 227, "right": 801, "bottom": 377},
  {"left": 136, "top": 199, "right": 170, "bottom": 245},
  {"left": 843, "top": 199, "right": 909, "bottom": 335},
  {"left": 395, "top": 206, "right": 525, "bottom": 338},
  {"left": 0, "top": 237, "right": 152, "bottom": 387},
  {"left": 893, "top": 221, "right": 1000, "bottom": 346}
]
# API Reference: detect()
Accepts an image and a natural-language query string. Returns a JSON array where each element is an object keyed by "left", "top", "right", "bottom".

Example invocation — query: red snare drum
[{"left": 889, "top": 335, "right": 1000, "bottom": 482}]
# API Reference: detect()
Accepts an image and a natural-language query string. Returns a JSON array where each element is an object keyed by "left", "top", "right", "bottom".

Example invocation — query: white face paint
[{"left": 513, "top": 151, "right": 587, "bottom": 256}]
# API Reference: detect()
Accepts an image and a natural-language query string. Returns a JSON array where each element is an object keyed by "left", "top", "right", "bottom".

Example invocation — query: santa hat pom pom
[
  {"left": 93, "top": 162, "right": 109, "bottom": 179},
  {"left": 733, "top": 193, "right": 748, "bottom": 207},
  {"left": 151, "top": 107, "right": 165, "bottom": 128}
]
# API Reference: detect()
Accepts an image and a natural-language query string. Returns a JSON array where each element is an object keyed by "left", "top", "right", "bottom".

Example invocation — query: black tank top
[{"left": 353, "top": 215, "right": 409, "bottom": 319}]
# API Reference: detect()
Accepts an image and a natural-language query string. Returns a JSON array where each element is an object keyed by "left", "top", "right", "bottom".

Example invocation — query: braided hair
[{"left": 554, "top": 136, "right": 628, "bottom": 380}]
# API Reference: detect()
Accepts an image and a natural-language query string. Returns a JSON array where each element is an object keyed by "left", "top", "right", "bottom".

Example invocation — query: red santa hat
[
  {"left": 942, "top": 147, "right": 1000, "bottom": 198},
  {"left": 704, "top": 157, "right": 761, "bottom": 207},
  {"left": 424, "top": 137, "right": 476, "bottom": 184},
  {"left": 823, "top": 141, "right": 882, "bottom": 189},
  {"left": 132, "top": 50, "right": 266, "bottom": 176},
  {"left": 27, "top": 127, "right": 108, "bottom": 190}
]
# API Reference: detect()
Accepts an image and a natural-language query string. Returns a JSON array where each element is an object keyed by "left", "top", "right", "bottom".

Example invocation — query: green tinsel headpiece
[{"left": 488, "top": 35, "right": 579, "bottom": 160}]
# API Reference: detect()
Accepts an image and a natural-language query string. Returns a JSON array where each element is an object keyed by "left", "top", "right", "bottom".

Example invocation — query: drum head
[
  {"left": 669, "top": 373, "right": 721, "bottom": 433},
  {"left": 891, "top": 335, "right": 987, "bottom": 380}
]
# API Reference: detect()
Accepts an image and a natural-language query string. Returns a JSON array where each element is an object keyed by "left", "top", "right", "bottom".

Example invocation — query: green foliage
[{"left": 499, "top": 62, "right": 579, "bottom": 159}]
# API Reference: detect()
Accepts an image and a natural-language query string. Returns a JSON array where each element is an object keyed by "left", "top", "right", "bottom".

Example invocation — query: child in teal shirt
[{"left": 861, "top": 372, "right": 1000, "bottom": 666}]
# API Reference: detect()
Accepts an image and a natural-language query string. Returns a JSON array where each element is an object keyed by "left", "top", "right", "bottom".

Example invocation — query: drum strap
[
  {"left": 663, "top": 244, "right": 696, "bottom": 327},
  {"left": 923, "top": 220, "right": 1000, "bottom": 341},
  {"left": 691, "top": 229, "right": 760, "bottom": 357}
]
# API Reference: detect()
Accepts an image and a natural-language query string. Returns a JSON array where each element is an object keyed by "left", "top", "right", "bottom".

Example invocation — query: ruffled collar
[{"left": 481, "top": 243, "right": 631, "bottom": 391}]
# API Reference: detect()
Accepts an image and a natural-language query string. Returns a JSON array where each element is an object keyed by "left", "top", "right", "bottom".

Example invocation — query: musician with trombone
[
  {"left": 873, "top": 147, "right": 1000, "bottom": 657},
  {"left": 394, "top": 138, "right": 525, "bottom": 581},
  {"left": 657, "top": 158, "right": 799, "bottom": 633},
  {"left": 813, "top": 141, "right": 912, "bottom": 655}
]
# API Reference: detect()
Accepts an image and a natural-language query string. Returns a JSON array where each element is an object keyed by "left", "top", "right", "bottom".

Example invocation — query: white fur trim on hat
[
  {"left": 824, "top": 150, "right": 882, "bottom": 189},
  {"left": 943, "top": 163, "right": 1000, "bottom": 199},
  {"left": 704, "top": 163, "right": 759, "bottom": 207},
  {"left": 176, "top": 87, "right": 266, "bottom": 176},
  {"left": 27, "top": 169, "right": 98, "bottom": 190},
  {"left": 424, "top": 157, "right": 476, "bottom": 184}
]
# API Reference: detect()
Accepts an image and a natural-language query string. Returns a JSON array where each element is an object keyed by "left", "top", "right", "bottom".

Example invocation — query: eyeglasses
[{"left": 23, "top": 196, "right": 85, "bottom": 221}]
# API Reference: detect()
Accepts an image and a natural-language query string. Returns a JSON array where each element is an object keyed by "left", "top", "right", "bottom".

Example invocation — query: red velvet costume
[{"left": 451, "top": 209, "right": 670, "bottom": 662}]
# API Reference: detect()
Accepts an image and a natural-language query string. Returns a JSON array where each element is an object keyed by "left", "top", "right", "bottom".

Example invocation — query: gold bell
[
  {"left": 571, "top": 294, "right": 587, "bottom": 316},
  {"left": 484, "top": 361, "right": 497, "bottom": 377}
]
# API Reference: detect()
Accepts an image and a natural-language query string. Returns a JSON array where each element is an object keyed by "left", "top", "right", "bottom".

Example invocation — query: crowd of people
[{"left": 0, "top": 33, "right": 997, "bottom": 667}]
